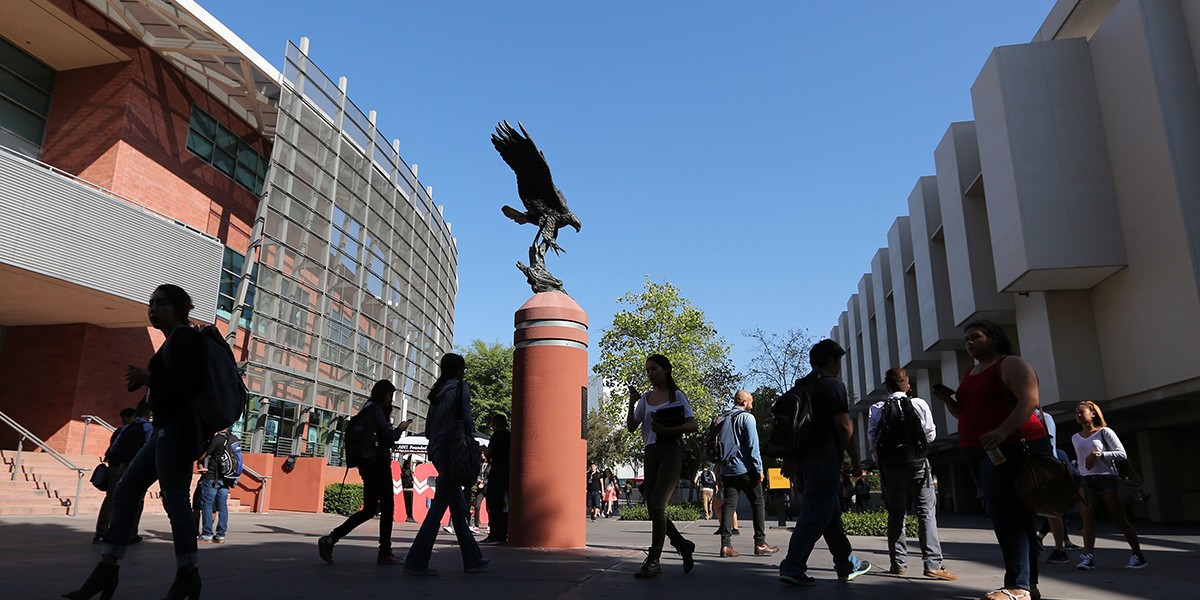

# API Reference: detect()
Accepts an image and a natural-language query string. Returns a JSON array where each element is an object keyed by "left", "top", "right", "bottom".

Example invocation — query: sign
[{"left": 767, "top": 467, "right": 792, "bottom": 490}]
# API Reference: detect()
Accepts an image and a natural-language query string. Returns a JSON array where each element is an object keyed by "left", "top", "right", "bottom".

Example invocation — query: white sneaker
[{"left": 443, "top": 526, "right": 455, "bottom": 534}]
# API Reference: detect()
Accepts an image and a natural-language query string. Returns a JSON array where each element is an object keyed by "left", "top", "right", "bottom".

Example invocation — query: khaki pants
[{"left": 700, "top": 487, "right": 715, "bottom": 519}]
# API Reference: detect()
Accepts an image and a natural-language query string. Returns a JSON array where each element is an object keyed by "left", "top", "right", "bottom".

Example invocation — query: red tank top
[{"left": 956, "top": 356, "right": 1047, "bottom": 448}]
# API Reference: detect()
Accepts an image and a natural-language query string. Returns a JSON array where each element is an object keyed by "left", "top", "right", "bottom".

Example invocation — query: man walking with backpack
[
  {"left": 867, "top": 368, "right": 956, "bottom": 581},
  {"left": 778, "top": 339, "right": 871, "bottom": 586},
  {"left": 694, "top": 465, "right": 716, "bottom": 520},
  {"left": 197, "top": 428, "right": 241, "bottom": 544},
  {"left": 714, "top": 390, "right": 778, "bottom": 558}
]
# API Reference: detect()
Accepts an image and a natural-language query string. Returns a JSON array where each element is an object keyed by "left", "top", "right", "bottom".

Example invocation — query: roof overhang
[{"left": 82, "top": 0, "right": 281, "bottom": 138}]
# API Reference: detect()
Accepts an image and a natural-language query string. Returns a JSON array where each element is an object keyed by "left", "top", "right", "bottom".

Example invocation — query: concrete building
[
  {"left": 0, "top": 0, "right": 457, "bottom": 514},
  {"left": 829, "top": 0, "right": 1200, "bottom": 522}
]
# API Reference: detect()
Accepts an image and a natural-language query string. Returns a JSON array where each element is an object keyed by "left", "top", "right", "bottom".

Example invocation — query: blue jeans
[
  {"left": 103, "top": 425, "right": 199, "bottom": 567},
  {"left": 780, "top": 458, "right": 862, "bottom": 578},
  {"left": 962, "top": 437, "right": 1052, "bottom": 592},
  {"left": 404, "top": 459, "right": 484, "bottom": 569},
  {"left": 199, "top": 478, "right": 229, "bottom": 538}
]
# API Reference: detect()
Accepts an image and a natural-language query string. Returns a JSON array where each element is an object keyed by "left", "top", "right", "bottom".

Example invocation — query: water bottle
[{"left": 986, "top": 446, "right": 1006, "bottom": 465}]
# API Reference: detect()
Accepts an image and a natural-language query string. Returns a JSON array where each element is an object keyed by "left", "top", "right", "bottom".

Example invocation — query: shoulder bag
[
  {"left": 443, "top": 381, "right": 482, "bottom": 487},
  {"left": 1012, "top": 409, "right": 1080, "bottom": 517},
  {"left": 1100, "top": 430, "right": 1151, "bottom": 503},
  {"left": 90, "top": 463, "right": 109, "bottom": 491}
]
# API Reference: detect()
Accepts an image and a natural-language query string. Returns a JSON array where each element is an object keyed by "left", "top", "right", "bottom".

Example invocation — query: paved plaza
[{"left": 1, "top": 510, "right": 1193, "bottom": 599}]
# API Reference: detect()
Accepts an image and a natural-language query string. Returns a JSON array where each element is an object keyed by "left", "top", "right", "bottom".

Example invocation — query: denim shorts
[{"left": 1082, "top": 474, "right": 1119, "bottom": 494}]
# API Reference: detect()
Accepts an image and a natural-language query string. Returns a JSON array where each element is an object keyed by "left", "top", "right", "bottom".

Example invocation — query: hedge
[
  {"left": 841, "top": 510, "right": 918, "bottom": 538},
  {"left": 324, "top": 483, "right": 364, "bottom": 516},
  {"left": 620, "top": 502, "right": 702, "bottom": 522}
]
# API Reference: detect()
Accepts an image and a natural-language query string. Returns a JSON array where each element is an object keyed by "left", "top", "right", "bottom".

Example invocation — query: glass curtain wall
[{"left": 242, "top": 42, "right": 457, "bottom": 463}]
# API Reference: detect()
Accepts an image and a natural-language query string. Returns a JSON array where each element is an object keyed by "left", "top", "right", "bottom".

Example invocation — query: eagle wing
[{"left": 492, "top": 121, "right": 567, "bottom": 214}]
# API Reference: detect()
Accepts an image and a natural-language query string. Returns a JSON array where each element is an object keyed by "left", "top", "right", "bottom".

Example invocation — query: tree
[
  {"left": 593, "top": 278, "right": 741, "bottom": 476},
  {"left": 750, "top": 385, "right": 782, "bottom": 470},
  {"left": 743, "top": 326, "right": 817, "bottom": 392},
  {"left": 456, "top": 339, "right": 514, "bottom": 431},
  {"left": 585, "top": 404, "right": 642, "bottom": 472}
]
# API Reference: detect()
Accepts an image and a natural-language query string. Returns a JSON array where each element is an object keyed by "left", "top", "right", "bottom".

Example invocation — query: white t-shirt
[
  {"left": 1071, "top": 427, "right": 1127, "bottom": 477},
  {"left": 633, "top": 389, "right": 694, "bottom": 446}
]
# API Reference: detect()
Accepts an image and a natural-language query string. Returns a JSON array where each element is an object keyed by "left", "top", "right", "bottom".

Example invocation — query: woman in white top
[
  {"left": 626, "top": 354, "right": 698, "bottom": 579},
  {"left": 1071, "top": 401, "right": 1146, "bottom": 571}
]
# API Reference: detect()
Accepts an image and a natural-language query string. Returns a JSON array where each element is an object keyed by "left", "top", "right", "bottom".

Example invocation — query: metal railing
[
  {"left": 236, "top": 462, "right": 271, "bottom": 513},
  {"left": 80, "top": 415, "right": 117, "bottom": 459},
  {"left": 1, "top": 409, "right": 89, "bottom": 516}
]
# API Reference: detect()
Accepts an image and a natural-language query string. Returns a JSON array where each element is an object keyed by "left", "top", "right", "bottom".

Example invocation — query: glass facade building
[{"left": 239, "top": 42, "right": 457, "bottom": 464}]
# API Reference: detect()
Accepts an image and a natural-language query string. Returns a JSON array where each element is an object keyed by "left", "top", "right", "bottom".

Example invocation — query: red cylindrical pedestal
[{"left": 508, "top": 292, "right": 588, "bottom": 548}]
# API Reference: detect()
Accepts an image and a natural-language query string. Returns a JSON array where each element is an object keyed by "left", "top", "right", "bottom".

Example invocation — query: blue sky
[{"left": 200, "top": 0, "right": 1054, "bottom": 375}]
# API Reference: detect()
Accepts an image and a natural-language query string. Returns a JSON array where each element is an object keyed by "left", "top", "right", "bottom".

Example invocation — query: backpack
[
  {"left": 344, "top": 404, "right": 380, "bottom": 469},
  {"left": 763, "top": 376, "right": 821, "bottom": 458},
  {"left": 704, "top": 408, "right": 746, "bottom": 464},
  {"left": 194, "top": 325, "right": 249, "bottom": 439},
  {"left": 874, "top": 396, "right": 928, "bottom": 466},
  {"left": 216, "top": 433, "right": 244, "bottom": 484}
]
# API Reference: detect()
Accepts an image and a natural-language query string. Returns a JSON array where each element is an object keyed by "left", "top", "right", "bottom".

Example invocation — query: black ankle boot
[
  {"left": 62, "top": 562, "right": 119, "bottom": 600},
  {"left": 675, "top": 538, "right": 696, "bottom": 573},
  {"left": 634, "top": 548, "right": 663, "bottom": 579},
  {"left": 162, "top": 566, "right": 201, "bottom": 600}
]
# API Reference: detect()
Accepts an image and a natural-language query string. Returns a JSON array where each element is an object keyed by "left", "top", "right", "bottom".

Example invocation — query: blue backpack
[{"left": 217, "top": 432, "right": 244, "bottom": 485}]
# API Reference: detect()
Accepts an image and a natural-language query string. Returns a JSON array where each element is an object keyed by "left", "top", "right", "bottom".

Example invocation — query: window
[
  {"left": 187, "top": 106, "right": 268, "bottom": 195},
  {"left": 0, "top": 36, "right": 55, "bottom": 158},
  {"left": 217, "top": 246, "right": 258, "bottom": 328}
]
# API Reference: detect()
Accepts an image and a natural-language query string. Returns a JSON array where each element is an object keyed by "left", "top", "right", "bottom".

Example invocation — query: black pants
[
  {"left": 485, "top": 475, "right": 508, "bottom": 541},
  {"left": 331, "top": 461, "right": 394, "bottom": 555},
  {"left": 402, "top": 490, "right": 415, "bottom": 520},
  {"left": 719, "top": 472, "right": 767, "bottom": 547},
  {"left": 643, "top": 440, "right": 689, "bottom": 557}
]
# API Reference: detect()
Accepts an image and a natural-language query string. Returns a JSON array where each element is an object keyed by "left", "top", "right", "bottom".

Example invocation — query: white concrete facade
[{"left": 832, "top": 0, "right": 1200, "bottom": 521}]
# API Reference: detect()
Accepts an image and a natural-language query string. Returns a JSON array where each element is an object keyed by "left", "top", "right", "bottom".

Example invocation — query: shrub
[
  {"left": 841, "top": 510, "right": 917, "bottom": 537},
  {"left": 324, "top": 483, "right": 364, "bottom": 516},
  {"left": 620, "top": 502, "right": 703, "bottom": 522}
]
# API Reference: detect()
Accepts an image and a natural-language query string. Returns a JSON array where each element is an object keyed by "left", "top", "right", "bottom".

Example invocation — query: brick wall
[
  {"left": 0, "top": 324, "right": 158, "bottom": 455},
  {"left": 38, "top": 0, "right": 269, "bottom": 255}
]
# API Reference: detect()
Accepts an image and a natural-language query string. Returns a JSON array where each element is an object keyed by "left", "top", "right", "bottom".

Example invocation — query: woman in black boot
[
  {"left": 64, "top": 285, "right": 206, "bottom": 600},
  {"left": 626, "top": 354, "right": 698, "bottom": 578}
]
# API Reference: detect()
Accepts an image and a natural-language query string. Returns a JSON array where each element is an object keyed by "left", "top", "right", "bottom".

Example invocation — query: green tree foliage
[
  {"left": 457, "top": 339, "right": 514, "bottom": 432},
  {"left": 593, "top": 278, "right": 740, "bottom": 476},
  {"left": 585, "top": 405, "right": 642, "bottom": 472}
]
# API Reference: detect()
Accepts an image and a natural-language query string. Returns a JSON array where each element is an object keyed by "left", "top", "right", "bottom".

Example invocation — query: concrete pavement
[{"left": 1, "top": 510, "right": 1194, "bottom": 599}]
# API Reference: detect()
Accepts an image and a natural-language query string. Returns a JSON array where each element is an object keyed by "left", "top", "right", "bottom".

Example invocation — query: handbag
[
  {"left": 1009, "top": 406, "right": 1079, "bottom": 517},
  {"left": 443, "top": 382, "right": 482, "bottom": 487},
  {"left": 90, "top": 463, "right": 110, "bottom": 491},
  {"left": 1101, "top": 435, "right": 1152, "bottom": 503}
]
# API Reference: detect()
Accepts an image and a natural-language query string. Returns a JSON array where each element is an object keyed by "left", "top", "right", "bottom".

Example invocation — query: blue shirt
[{"left": 720, "top": 409, "right": 763, "bottom": 477}]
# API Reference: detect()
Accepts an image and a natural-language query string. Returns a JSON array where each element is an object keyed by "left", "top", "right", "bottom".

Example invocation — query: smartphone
[{"left": 932, "top": 383, "right": 955, "bottom": 396}]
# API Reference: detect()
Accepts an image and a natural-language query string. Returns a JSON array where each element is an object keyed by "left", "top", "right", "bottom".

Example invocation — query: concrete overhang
[
  {"left": 80, "top": 0, "right": 282, "bottom": 138},
  {"left": 0, "top": 262, "right": 148, "bottom": 328},
  {"left": 0, "top": 0, "right": 129, "bottom": 70}
]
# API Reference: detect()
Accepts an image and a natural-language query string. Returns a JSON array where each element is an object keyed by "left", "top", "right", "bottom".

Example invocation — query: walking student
[
  {"left": 196, "top": 428, "right": 239, "bottom": 544},
  {"left": 931, "top": 319, "right": 1050, "bottom": 600},
  {"left": 715, "top": 390, "right": 778, "bottom": 558},
  {"left": 403, "top": 353, "right": 491, "bottom": 575},
  {"left": 867, "top": 368, "right": 956, "bottom": 581},
  {"left": 93, "top": 405, "right": 151, "bottom": 545},
  {"left": 586, "top": 463, "right": 603, "bottom": 521},
  {"left": 65, "top": 284, "right": 208, "bottom": 600},
  {"left": 1072, "top": 401, "right": 1147, "bottom": 571},
  {"left": 318, "top": 379, "right": 411, "bottom": 565},
  {"left": 626, "top": 354, "right": 697, "bottom": 579},
  {"left": 695, "top": 465, "right": 716, "bottom": 520},
  {"left": 480, "top": 413, "right": 510, "bottom": 545},
  {"left": 778, "top": 339, "right": 871, "bottom": 586}
]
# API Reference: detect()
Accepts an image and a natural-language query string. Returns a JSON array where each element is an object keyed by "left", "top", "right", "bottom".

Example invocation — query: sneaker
[
  {"left": 318, "top": 535, "right": 334, "bottom": 564},
  {"left": 464, "top": 558, "right": 493, "bottom": 573},
  {"left": 1125, "top": 553, "right": 1149, "bottom": 570},
  {"left": 197, "top": 536, "right": 214, "bottom": 544},
  {"left": 1064, "top": 540, "right": 1082, "bottom": 550},
  {"left": 840, "top": 560, "right": 872, "bottom": 582},
  {"left": 1076, "top": 553, "right": 1095, "bottom": 570},
  {"left": 377, "top": 553, "right": 403, "bottom": 565},
  {"left": 469, "top": 526, "right": 481, "bottom": 534},
  {"left": 779, "top": 573, "right": 817, "bottom": 586},
  {"left": 404, "top": 564, "right": 439, "bottom": 576},
  {"left": 443, "top": 526, "right": 455, "bottom": 534},
  {"left": 405, "top": 517, "right": 418, "bottom": 523},
  {"left": 212, "top": 536, "right": 225, "bottom": 544},
  {"left": 732, "top": 528, "right": 740, "bottom": 535},
  {"left": 1047, "top": 550, "right": 1069, "bottom": 564}
]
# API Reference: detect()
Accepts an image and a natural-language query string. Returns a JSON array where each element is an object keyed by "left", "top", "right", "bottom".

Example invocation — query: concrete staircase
[{"left": 1, "top": 449, "right": 250, "bottom": 516}]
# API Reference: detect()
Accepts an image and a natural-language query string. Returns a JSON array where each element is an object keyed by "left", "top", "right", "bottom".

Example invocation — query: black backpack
[
  {"left": 763, "top": 375, "right": 821, "bottom": 458},
  {"left": 874, "top": 396, "right": 928, "bottom": 466},
  {"left": 344, "top": 404, "right": 380, "bottom": 468},
  {"left": 704, "top": 408, "right": 746, "bottom": 464}
]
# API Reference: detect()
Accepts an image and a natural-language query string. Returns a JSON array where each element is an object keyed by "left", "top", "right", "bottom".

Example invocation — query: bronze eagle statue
[{"left": 492, "top": 121, "right": 581, "bottom": 294}]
